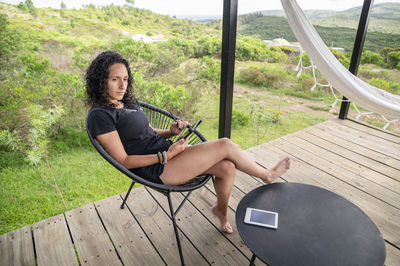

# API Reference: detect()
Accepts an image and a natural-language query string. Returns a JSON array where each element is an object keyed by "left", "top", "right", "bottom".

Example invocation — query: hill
[
  {"left": 314, "top": 2, "right": 400, "bottom": 34},
  {"left": 0, "top": 1, "right": 217, "bottom": 48},
  {"left": 254, "top": 2, "right": 400, "bottom": 34},
  {"left": 236, "top": 14, "right": 400, "bottom": 52}
]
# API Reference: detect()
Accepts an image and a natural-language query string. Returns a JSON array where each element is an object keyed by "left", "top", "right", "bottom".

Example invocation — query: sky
[{"left": 1, "top": 0, "right": 399, "bottom": 16}]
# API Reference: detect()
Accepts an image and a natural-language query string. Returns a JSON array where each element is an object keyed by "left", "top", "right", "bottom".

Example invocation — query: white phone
[{"left": 244, "top": 207, "right": 278, "bottom": 229}]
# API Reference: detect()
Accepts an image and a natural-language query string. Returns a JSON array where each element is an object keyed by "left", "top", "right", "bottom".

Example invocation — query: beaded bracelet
[
  {"left": 157, "top": 151, "right": 168, "bottom": 165},
  {"left": 157, "top": 151, "right": 163, "bottom": 164},
  {"left": 162, "top": 151, "right": 168, "bottom": 165}
]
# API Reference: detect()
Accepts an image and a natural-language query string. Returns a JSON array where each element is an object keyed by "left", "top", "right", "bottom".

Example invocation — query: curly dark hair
[{"left": 85, "top": 50, "right": 136, "bottom": 107}]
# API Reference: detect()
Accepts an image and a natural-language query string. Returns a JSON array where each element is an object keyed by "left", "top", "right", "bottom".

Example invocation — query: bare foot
[
  {"left": 211, "top": 205, "right": 233, "bottom": 234},
  {"left": 261, "top": 157, "right": 291, "bottom": 184}
]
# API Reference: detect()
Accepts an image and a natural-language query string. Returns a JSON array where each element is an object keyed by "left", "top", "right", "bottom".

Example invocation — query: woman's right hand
[{"left": 166, "top": 138, "right": 188, "bottom": 160}]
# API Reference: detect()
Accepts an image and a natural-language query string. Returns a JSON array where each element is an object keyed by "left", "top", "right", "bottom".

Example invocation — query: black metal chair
[{"left": 86, "top": 101, "right": 213, "bottom": 266}]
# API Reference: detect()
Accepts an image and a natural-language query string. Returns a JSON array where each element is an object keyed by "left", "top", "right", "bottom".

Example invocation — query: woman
[{"left": 86, "top": 51, "right": 290, "bottom": 234}]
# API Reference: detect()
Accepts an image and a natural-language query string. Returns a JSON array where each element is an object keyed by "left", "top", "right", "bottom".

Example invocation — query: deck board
[
  {"left": 94, "top": 195, "right": 164, "bottom": 266},
  {"left": 0, "top": 225, "right": 35, "bottom": 266},
  {"left": 148, "top": 188, "right": 250, "bottom": 265},
  {"left": 123, "top": 187, "right": 208, "bottom": 265},
  {"left": 33, "top": 214, "right": 79, "bottom": 266},
  {"left": 66, "top": 203, "right": 121, "bottom": 266},
  {"left": 1, "top": 119, "right": 399, "bottom": 265}
]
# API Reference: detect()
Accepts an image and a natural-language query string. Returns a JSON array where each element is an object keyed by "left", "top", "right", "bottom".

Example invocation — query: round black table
[{"left": 235, "top": 182, "right": 386, "bottom": 266}]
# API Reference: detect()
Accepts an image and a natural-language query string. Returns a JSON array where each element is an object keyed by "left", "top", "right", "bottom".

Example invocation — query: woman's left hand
[{"left": 170, "top": 120, "right": 188, "bottom": 136}]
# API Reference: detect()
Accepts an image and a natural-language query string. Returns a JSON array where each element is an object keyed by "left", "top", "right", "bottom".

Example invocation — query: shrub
[
  {"left": 329, "top": 48, "right": 350, "bottom": 68},
  {"left": 110, "top": 38, "right": 155, "bottom": 63},
  {"left": 387, "top": 51, "right": 400, "bottom": 69},
  {"left": 361, "top": 50, "right": 384, "bottom": 66},
  {"left": 0, "top": 14, "right": 22, "bottom": 64},
  {"left": 237, "top": 66, "right": 285, "bottom": 89},
  {"left": 198, "top": 56, "right": 221, "bottom": 83},
  {"left": 231, "top": 109, "right": 250, "bottom": 129},
  {"left": 132, "top": 71, "right": 192, "bottom": 117},
  {"left": 369, "top": 77, "right": 400, "bottom": 94}
]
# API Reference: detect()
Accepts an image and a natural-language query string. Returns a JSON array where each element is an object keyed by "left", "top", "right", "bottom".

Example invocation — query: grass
[
  {"left": 0, "top": 146, "right": 132, "bottom": 235},
  {"left": 194, "top": 92, "right": 331, "bottom": 150}
]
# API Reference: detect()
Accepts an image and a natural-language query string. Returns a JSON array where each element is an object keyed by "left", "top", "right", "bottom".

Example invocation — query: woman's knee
[
  {"left": 219, "top": 160, "right": 236, "bottom": 177},
  {"left": 217, "top": 137, "right": 239, "bottom": 151}
]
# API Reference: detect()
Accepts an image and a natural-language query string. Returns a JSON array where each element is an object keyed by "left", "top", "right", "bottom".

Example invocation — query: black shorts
[
  {"left": 130, "top": 164, "right": 164, "bottom": 184},
  {"left": 129, "top": 140, "right": 172, "bottom": 184}
]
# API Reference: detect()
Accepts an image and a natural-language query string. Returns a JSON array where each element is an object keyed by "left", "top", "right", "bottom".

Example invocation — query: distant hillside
[
  {"left": 259, "top": 9, "right": 336, "bottom": 20},
  {"left": 237, "top": 15, "right": 400, "bottom": 52},
  {"left": 252, "top": 2, "right": 400, "bottom": 34},
  {"left": 0, "top": 1, "right": 217, "bottom": 48},
  {"left": 314, "top": 2, "right": 400, "bottom": 34}
]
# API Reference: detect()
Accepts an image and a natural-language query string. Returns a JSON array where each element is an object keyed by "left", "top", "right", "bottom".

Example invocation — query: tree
[
  {"left": 60, "top": 1, "right": 66, "bottom": 9},
  {"left": 126, "top": 0, "right": 134, "bottom": 4}
]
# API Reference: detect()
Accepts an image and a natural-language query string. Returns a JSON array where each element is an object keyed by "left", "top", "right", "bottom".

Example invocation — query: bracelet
[
  {"left": 162, "top": 151, "right": 167, "bottom": 165},
  {"left": 157, "top": 152, "right": 163, "bottom": 164},
  {"left": 157, "top": 151, "right": 168, "bottom": 165}
]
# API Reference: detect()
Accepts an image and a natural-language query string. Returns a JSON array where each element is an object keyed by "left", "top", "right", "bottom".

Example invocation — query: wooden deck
[{"left": 1, "top": 119, "right": 399, "bottom": 265}]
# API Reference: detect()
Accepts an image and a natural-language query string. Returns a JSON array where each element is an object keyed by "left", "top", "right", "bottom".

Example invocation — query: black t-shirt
[{"left": 87, "top": 104, "right": 170, "bottom": 158}]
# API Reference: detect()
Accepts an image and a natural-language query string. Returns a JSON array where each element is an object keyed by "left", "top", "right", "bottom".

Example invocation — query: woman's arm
[
  {"left": 96, "top": 130, "right": 188, "bottom": 169},
  {"left": 153, "top": 128, "right": 175, "bottom": 139},
  {"left": 97, "top": 130, "right": 158, "bottom": 169},
  {"left": 152, "top": 120, "right": 187, "bottom": 139}
]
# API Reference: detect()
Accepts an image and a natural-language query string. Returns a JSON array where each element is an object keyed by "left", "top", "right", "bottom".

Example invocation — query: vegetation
[
  {"left": 0, "top": 1, "right": 399, "bottom": 234},
  {"left": 235, "top": 14, "right": 400, "bottom": 52}
]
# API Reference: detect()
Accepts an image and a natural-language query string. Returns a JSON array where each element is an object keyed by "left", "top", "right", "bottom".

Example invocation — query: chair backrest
[{"left": 86, "top": 101, "right": 212, "bottom": 192}]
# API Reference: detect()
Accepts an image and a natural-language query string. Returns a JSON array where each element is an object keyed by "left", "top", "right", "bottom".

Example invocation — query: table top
[{"left": 235, "top": 182, "right": 386, "bottom": 266}]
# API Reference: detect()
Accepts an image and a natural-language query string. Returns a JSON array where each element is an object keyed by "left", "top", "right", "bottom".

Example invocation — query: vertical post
[
  {"left": 338, "top": 0, "right": 374, "bottom": 119},
  {"left": 219, "top": 0, "right": 238, "bottom": 138}
]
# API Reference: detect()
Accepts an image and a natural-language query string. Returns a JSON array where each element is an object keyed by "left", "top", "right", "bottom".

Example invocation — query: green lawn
[{"left": 0, "top": 148, "right": 132, "bottom": 234}]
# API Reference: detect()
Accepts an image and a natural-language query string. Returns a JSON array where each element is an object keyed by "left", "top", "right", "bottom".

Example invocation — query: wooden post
[{"left": 219, "top": 0, "right": 238, "bottom": 138}]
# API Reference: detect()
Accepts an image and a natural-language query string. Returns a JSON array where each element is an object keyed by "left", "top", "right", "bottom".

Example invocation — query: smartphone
[
  {"left": 182, "top": 120, "right": 202, "bottom": 139},
  {"left": 244, "top": 207, "right": 278, "bottom": 229}
]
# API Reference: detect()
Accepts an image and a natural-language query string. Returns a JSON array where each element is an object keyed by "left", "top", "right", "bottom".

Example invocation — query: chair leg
[
  {"left": 167, "top": 193, "right": 185, "bottom": 266},
  {"left": 120, "top": 181, "right": 135, "bottom": 209}
]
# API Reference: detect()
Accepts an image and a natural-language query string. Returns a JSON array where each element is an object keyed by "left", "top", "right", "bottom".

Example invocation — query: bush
[
  {"left": 0, "top": 14, "right": 22, "bottom": 65},
  {"left": 110, "top": 38, "right": 155, "bottom": 63},
  {"left": 361, "top": 50, "right": 384, "bottom": 66},
  {"left": 198, "top": 56, "right": 221, "bottom": 83},
  {"left": 231, "top": 109, "right": 250, "bottom": 129},
  {"left": 387, "top": 51, "right": 400, "bottom": 69},
  {"left": 369, "top": 77, "right": 400, "bottom": 94},
  {"left": 329, "top": 48, "right": 350, "bottom": 68},
  {"left": 237, "top": 66, "right": 285, "bottom": 89},
  {"left": 236, "top": 37, "right": 271, "bottom": 61},
  {"left": 132, "top": 71, "right": 192, "bottom": 117}
]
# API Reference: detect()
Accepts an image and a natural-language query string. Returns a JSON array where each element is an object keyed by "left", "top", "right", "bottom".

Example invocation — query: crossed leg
[{"left": 160, "top": 138, "right": 290, "bottom": 233}]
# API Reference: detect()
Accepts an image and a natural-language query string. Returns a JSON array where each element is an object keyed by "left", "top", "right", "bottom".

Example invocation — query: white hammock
[{"left": 281, "top": 0, "right": 400, "bottom": 119}]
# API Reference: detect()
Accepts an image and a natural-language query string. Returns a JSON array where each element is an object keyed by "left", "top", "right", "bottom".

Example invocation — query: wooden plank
[
  {"left": 311, "top": 123, "right": 400, "bottom": 171},
  {"left": 147, "top": 187, "right": 250, "bottom": 265},
  {"left": 336, "top": 119, "right": 400, "bottom": 144},
  {"left": 94, "top": 195, "right": 164, "bottom": 266},
  {"left": 204, "top": 174, "right": 269, "bottom": 266},
  {"left": 248, "top": 142, "right": 400, "bottom": 248},
  {"left": 385, "top": 243, "right": 400, "bottom": 266},
  {"left": 186, "top": 185, "right": 254, "bottom": 259},
  {"left": 33, "top": 214, "right": 79, "bottom": 266},
  {"left": 0, "top": 225, "right": 35, "bottom": 266},
  {"left": 318, "top": 122, "right": 400, "bottom": 160},
  {"left": 123, "top": 187, "right": 208, "bottom": 265},
  {"left": 303, "top": 126, "right": 400, "bottom": 179},
  {"left": 294, "top": 130, "right": 400, "bottom": 190},
  {"left": 66, "top": 203, "right": 121, "bottom": 266},
  {"left": 280, "top": 134, "right": 400, "bottom": 208}
]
